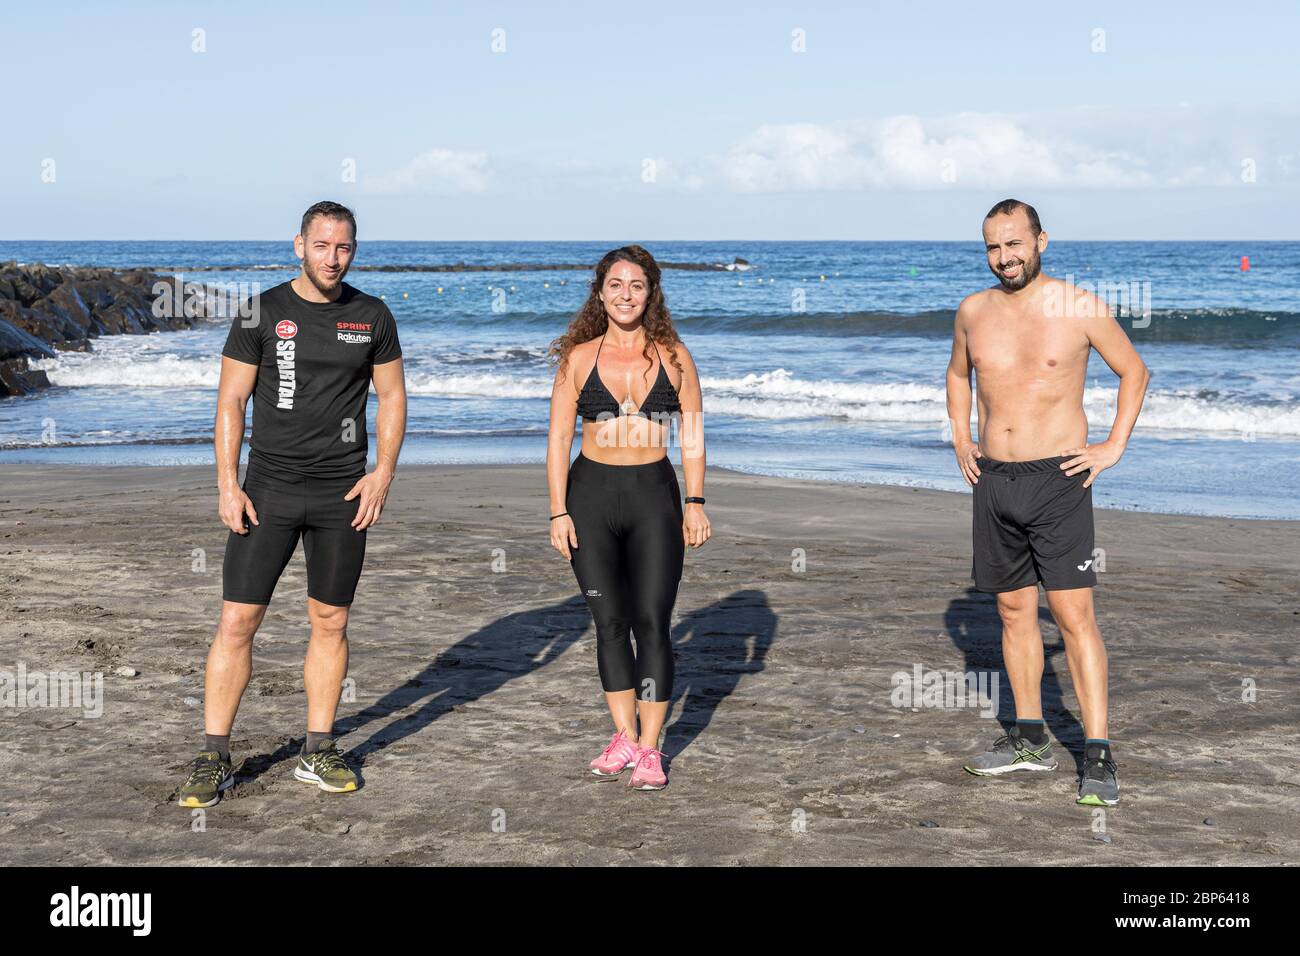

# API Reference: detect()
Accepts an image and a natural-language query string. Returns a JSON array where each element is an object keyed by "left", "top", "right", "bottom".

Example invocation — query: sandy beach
[{"left": 0, "top": 462, "right": 1296, "bottom": 866}]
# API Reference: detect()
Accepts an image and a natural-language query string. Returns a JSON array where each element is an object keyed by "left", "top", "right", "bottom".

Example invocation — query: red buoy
[{"left": 1241, "top": 256, "right": 1251, "bottom": 271}]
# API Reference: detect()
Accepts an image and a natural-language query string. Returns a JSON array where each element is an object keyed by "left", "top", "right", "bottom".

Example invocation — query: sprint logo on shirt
[
  {"left": 337, "top": 321, "right": 372, "bottom": 345},
  {"left": 275, "top": 319, "right": 297, "bottom": 409}
]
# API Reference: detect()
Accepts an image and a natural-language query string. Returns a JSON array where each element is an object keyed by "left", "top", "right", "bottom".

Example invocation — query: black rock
[{"left": 0, "top": 261, "right": 208, "bottom": 396}]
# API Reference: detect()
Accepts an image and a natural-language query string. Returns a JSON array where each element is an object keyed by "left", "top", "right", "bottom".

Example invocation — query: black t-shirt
[{"left": 222, "top": 280, "right": 402, "bottom": 479}]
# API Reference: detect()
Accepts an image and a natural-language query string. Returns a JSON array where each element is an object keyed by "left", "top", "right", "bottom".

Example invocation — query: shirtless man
[{"left": 946, "top": 199, "right": 1149, "bottom": 807}]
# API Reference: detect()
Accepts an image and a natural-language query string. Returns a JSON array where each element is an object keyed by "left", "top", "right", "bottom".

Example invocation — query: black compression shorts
[
  {"left": 972, "top": 455, "right": 1098, "bottom": 593},
  {"left": 222, "top": 467, "right": 367, "bottom": 607},
  {"left": 566, "top": 453, "right": 684, "bottom": 702}
]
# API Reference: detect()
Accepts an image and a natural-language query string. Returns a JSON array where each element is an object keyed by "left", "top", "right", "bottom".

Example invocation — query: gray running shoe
[
  {"left": 964, "top": 730, "right": 1058, "bottom": 775},
  {"left": 1077, "top": 746, "right": 1120, "bottom": 806},
  {"left": 177, "top": 750, "right": 235, "bottom": 808}
]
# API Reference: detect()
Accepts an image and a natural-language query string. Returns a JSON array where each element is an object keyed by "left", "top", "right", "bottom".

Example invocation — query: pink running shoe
[
  {"left": 588, "top": 730, "right": 640, "bottom": 776},
  {"left": 628, "top": 748, "right": 668, "bottom": 790}
]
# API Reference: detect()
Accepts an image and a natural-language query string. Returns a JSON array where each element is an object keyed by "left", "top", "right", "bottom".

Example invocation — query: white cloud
[
  {"left": 710, "top": 107, "right": 1300, "bottom": 193},
  {"left": 363, "top": 148, "right": 490, "bottom": 195},
  {"left": 722, "top": 123, "right": 873, "bottom": 191},
  {"left": 361, "top": 107, "right": 1299, "bottom": 201}
]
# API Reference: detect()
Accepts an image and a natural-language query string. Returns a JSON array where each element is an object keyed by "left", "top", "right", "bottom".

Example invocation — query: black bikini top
[{"left": 576, "top": 333, "right": 682, "bottom": 422}]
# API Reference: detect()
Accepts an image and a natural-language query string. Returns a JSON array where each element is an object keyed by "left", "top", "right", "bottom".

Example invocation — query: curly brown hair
[{"left": 549, "top": 244, "right": 683, "bottom": 386}]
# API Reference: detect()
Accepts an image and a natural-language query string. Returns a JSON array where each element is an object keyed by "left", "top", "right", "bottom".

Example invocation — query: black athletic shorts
[
  {"left": 222, "top": 466, "right": 367, "bottom": 607},
  {"left": 972, "top": 455, "right": 1097, "bottom": 593}
]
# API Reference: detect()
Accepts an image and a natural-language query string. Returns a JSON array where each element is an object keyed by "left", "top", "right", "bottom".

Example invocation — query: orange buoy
[{"left": 1241, "top": 256, "right": 1251, "bottom": 271}]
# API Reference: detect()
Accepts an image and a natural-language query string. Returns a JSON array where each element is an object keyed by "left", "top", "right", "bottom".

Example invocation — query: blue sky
[{"left": 2, "top": 0, "right": 1297, "bottom": 240}]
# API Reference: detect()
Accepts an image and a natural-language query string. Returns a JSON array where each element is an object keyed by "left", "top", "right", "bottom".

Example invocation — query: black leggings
[{"left": 566, "top": 453, "right": 684, "bottom": 702}]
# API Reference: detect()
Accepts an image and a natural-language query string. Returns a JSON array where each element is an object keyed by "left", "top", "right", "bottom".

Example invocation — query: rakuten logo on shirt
[
  {"left": 275, "top": 320, "right": 297, "bottom": 409},
  {"left": 337, "top": 321, "right": 372, "bottom": 345}
]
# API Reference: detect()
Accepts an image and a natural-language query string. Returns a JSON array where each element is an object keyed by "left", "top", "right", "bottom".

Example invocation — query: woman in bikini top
[{"left": 544, "top": 244, "right": 712, "bottom": 790}]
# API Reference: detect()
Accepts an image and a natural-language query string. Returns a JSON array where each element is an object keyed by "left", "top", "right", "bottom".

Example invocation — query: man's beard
[
  {"left": 991, "top": 251, "right": 1041, "bottom": 291},
  {"left": 304, "top": 258, "right": 349, "bottom": 295}
]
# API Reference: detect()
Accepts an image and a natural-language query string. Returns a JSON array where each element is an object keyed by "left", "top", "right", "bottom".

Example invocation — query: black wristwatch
[{"left": 684, "top": 496, "right": 705, "bottom": 504}]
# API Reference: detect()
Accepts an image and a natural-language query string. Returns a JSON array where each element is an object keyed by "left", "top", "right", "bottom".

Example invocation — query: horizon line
[{"left": 2, "top": 237, "right": 1295, "bottom": 244}]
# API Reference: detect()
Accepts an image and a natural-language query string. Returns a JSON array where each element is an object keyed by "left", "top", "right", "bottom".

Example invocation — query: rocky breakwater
[{"left": 0, "top": 262, "right": 204, "bottom": 396}]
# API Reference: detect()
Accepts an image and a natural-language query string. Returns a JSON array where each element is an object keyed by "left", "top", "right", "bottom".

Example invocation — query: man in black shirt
[{"left": 178, "top": 201, "right": 407, "bottom": 807}]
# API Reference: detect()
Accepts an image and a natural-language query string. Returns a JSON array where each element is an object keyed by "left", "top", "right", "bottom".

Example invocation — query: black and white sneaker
[{"left": 1077, "top": 744, "right": 1120, "bottom": 806}]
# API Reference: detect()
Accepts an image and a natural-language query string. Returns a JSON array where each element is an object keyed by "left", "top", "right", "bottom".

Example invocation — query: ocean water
[{"left": 1, "top": 240, "right": 1298, "bottom": 519}]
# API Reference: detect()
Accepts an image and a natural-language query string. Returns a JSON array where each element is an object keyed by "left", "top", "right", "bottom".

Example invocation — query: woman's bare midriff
[{"left": 579, "top": 417, "right": 673, "bottom": 465}]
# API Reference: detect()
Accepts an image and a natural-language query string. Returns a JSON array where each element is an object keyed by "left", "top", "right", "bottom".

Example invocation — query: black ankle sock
[
  {"left": 303, "top": 731, "right": 333, "bottom": 754},
  {"left": 204, "top": 734, "right": 230, "bottom": 762},
  {"left": 1085, "top": 738, "right": 1113, "bottom": 762},
  {"left": 1015, "top": 719, "right": 1047, "bottom": 745}
]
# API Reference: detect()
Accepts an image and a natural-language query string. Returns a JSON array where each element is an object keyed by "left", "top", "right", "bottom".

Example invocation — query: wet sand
[{"left": 0, "top": 462, "right": 1296, "bottom": 865}]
